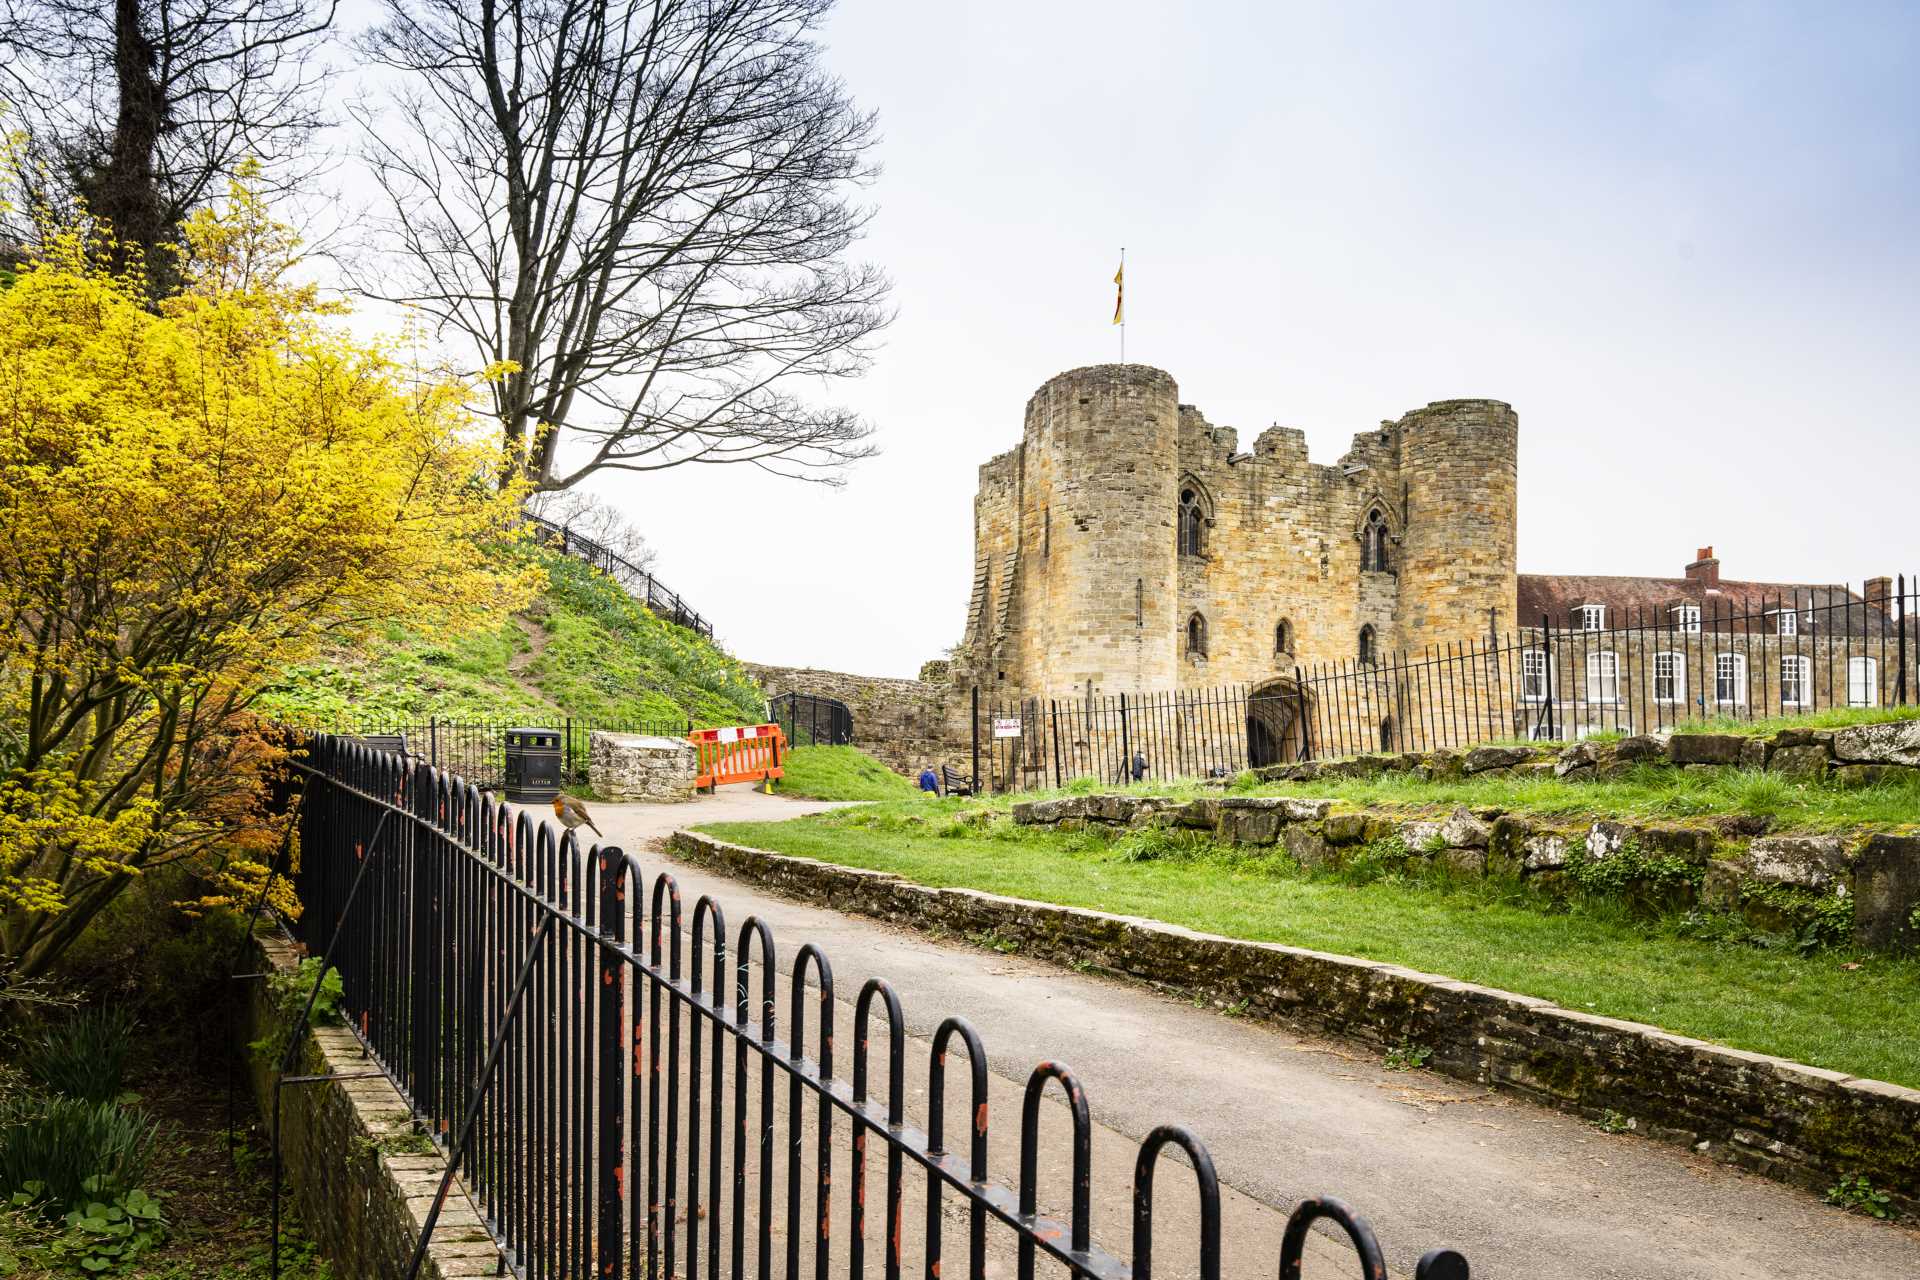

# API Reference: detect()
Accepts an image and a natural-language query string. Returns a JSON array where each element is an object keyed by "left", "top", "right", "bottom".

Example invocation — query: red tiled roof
[{"left": 1516, "top": 573, "right": 1859, "bottom": 626}]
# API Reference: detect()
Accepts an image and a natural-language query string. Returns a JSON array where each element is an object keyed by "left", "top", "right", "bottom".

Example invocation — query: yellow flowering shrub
[{"left": 0, "top": 176, "right": 535, "bottom": 976}]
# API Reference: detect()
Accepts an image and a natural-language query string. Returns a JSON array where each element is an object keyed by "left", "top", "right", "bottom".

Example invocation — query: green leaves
[
  {"left": 250, "top": 958, "right": 345, "bottom": 1067},
  {"left": 21, "top": 1008, "right": 139, "bottom": 1105},
  {"left": 0, "top": 1096, "right": 158, "bottom": 1214}
]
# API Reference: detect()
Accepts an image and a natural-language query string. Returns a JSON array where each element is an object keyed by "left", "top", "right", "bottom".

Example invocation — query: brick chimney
[
  {"left": 1864, "top": 576, "right": 1892, "bottom": 609},
  {"left": 1685, "top": 546, "right": 1719, "bottom": 589}
]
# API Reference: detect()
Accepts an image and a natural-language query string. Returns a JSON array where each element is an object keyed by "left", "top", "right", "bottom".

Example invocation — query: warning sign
[{"left": 991, "top": 717, "right": 1022, "bottom": 739}]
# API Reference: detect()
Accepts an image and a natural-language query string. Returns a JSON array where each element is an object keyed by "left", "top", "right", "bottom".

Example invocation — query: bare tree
[
  {"left": 525, "top": 489, "right": 660, "bottom": 578},
  {"left": 356, "top": 0, "right": 890, "bottom": 492},
  {"left": 0, "top": 0, "right": 336, "bottom": 294}
]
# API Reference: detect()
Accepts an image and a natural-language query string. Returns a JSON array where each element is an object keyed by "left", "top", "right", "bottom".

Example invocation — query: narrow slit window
[{"left": 1186, "top": 612, "right": 1207, "bottom": 657}]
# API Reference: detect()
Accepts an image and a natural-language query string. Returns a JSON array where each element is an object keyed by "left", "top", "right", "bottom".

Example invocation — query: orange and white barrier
[{"left": 690, "top": 724, "right": 786, "bottom": 792}]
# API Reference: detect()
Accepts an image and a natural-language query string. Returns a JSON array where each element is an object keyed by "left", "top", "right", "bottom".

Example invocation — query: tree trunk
[{"left": 94, "top": 0, "right": 171, "bottom": 292}]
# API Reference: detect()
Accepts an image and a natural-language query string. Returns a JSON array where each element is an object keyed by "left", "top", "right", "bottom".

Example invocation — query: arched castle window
[
  {"left": 1178, "top": 487, "right": 1206, "bottom": 557},
  {"left": 1358, "top": 624, "right": 1376, "bottom": 665},
  {"left": 1274, "top": 619, "right": 1293, "bottom": 655},
  {"left": 1186, "top": 612, "right": 1208, "bottom": 658},
  {"left": 1361, "top": 508, "right": 1392, "bottom": 572}
]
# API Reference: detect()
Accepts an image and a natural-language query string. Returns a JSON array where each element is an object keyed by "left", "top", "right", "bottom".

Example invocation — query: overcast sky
[{"left": 356, "top": 1, "right": 1920, "bottom": 677}]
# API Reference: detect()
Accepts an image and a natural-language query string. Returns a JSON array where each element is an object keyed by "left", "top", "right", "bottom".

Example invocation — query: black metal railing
[
  {"left": 286, "top": 737, "right": 1468, "bottom": 1280},
  {"left": 523, "top": 511, "right": 714, "bottom": 638},
  {"left": 972, "top": 577, "right": 1917, "bottom": 790},
  {"left": 318, "top": 717, "right": 694, "bottom": 791},
  {"left": 768, "top": 692, "right": 854, "bottom": 748}
]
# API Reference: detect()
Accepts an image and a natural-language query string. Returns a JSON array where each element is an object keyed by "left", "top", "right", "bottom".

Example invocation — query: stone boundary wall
[
  {"left": 1256, "top": 719, "right": 1920, "bottom": 788},
  {"left": 744, "top": 661, "right": 965, "bottom": 774},
  {"left": 1011, "top": 793, "right": 1920, "bottom": 951},
  {"left": 669, "top": 830, "right": 1920, "bottom": 1213},
  {"left": 242, "top": 933, "right": 500, "bottom": 1278}
]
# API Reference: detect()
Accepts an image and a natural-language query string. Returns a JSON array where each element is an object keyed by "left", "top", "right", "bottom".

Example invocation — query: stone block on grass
[
  {"left": 1831, "top": 763, "right": 1920, "bottom": 789},
  {"left": 1851, "top": 834, "right": 1920, "bottom": 950},
  {"left": 1766, "top": 745, "right": 1829, "bottom": 781},
  {"left": 1669, "top": 734, "right": 1747, "bottom": 766},
  {"left": 1747, "top": 835, "right": 1848, "bottom": 890},
  {"left": 1463, "top": 745, "right": 1534, "bottom": 774},
  {"left": 590, "top": 731, "right": 696, "bottom": 802},
  {"left": 1833, "top": 720, "right": 1920, "bottom": 766}
]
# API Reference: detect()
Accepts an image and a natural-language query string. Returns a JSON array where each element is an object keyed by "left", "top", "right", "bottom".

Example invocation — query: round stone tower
[
  {"left": 1023, "top": 364, "right": 1181, "bottom": 695},
  {"left": 1393, "top": 399, "right": 1519, "bottom": 655}
]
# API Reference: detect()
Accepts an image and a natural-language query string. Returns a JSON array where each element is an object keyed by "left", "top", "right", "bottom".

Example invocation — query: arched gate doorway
[{"left": 1246, "top": 679, "right": 1312, "bottom": 767}]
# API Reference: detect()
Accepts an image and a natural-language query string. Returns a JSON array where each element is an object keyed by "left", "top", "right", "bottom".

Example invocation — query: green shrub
[
  {"left": 1565, "top": 837, "right": 1703, "bottom": 911},
  {"left": 1384, "top": 1040, "right": 1432, "bottom": 1071},
  {"left": 250, "top": 959, "right": 345, "bottom": 1067},
  {"left": 21, "top": 1008, "right": 139, "bottom": 1104},
  {"left": 1110, "top": 825, "right": 1210, "bottom": 864},
  {"left": 1823, "top": 1174, "right": 1893, "bottom": 1219},
  {"left": 0, "top": 1095, "right": 159, "bottom": 1212}
]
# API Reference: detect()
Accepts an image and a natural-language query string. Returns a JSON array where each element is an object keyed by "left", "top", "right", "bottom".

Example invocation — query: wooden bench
[{"left": 941, "top": 765, "right": 976, "bottom": 797}]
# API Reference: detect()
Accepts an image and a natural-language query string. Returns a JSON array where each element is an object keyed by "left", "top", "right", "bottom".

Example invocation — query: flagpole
[{"left": 1119, "top": 246, "right": 1126, "bottom": 364}]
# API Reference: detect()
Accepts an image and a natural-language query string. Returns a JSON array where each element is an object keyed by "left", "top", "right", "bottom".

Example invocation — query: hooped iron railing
[{"left": 283, "top": 736, "right": 1471, "bottom": 1280}]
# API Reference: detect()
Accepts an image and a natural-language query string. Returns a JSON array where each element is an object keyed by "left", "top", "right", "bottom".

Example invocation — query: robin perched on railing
[{"left": 552, "top": 793, "right": 603, "bottom": 838}]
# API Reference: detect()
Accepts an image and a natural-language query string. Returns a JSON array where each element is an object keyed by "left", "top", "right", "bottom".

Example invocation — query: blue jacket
[{"left": 918, "top": 768, "right": 940, "bottom": 792}]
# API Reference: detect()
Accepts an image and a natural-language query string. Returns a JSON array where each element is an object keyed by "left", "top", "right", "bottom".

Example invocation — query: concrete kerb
[{"left": 668, "top": 829, "right": 1920, "bottom": 1215}]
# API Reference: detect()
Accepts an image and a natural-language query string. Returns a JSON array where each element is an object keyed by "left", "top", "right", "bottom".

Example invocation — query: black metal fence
[
  {"left": 768, "top": 693, "right": 854, "bottom": 748},
  {"left": 524, "top": 511, "right": 714, "bottom": 638},
  {"left": 973, "top": 577, "right": 1918, "bottom": 790},
  {"left": 285, "top": 737, "right": 1468, "bottom": 1279},
  {"left": 324, "top": 717, "right": 693, "bottom": 791}
]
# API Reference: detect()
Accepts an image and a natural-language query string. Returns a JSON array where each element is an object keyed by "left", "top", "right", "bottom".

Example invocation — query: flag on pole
[{"left": 1112, "top": 259, "right": 1124, "bottom": 325}]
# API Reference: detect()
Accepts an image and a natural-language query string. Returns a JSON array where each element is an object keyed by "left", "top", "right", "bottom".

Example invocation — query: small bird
[{"left": 553, "top": 793, "right": 603, "bottom": 838}]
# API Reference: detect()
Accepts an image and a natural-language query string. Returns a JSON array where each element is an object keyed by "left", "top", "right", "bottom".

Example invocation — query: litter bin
[{"left": 503, "top": 726, "right": 562, "bottom": 803}]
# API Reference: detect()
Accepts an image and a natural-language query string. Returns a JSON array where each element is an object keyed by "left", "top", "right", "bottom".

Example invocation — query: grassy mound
[
  {"left": 258, "top": 542, "right": 764, "bottom": 729},
  {"left": 776, "top": 746, "right": 925, "bottom": 801}
]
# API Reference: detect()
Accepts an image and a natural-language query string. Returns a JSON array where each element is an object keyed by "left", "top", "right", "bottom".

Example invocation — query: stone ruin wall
[{"left": 744, "top": 662, "right": 967, "bottom": 775}]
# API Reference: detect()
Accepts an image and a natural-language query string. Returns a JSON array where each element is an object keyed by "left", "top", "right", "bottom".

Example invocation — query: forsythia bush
[{"left": 0, "top": 176, "right": 536, "bottom": 977}]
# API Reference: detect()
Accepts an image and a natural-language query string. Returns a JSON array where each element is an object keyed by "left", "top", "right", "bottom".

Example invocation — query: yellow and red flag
[{"left": 1112, "top": 260, "right": 1124, "bottom": 325}]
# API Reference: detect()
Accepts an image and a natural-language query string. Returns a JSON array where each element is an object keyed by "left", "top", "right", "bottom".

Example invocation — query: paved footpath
[{"left": 555, "top": 787, "right": 1920, "bottom": 1280}]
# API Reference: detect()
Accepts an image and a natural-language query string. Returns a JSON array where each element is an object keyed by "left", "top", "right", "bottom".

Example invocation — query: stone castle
[
  {"left": 746, "top": 361, "right": 1895, "bottom": 776},
  {"left": 950, "top": 363, "right": 1519, "bottom": 702}
]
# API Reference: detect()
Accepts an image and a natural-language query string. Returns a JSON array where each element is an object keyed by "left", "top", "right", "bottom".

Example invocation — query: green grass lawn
[
  {"left": 696, "top": 802, "right": 1920, "bottom": 1088},
  {"left": 1001, "top": 756, "right": 1920, "bottom": 834},
  {"left": 775, "top": 745, "right": 927, "bottom": 800},
  {"left": 1464, "top": 704, "right": 1920, "bottom": 754},
  {"left": 1235, "top": 762, "right": 1920, "bottom": 831}
]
